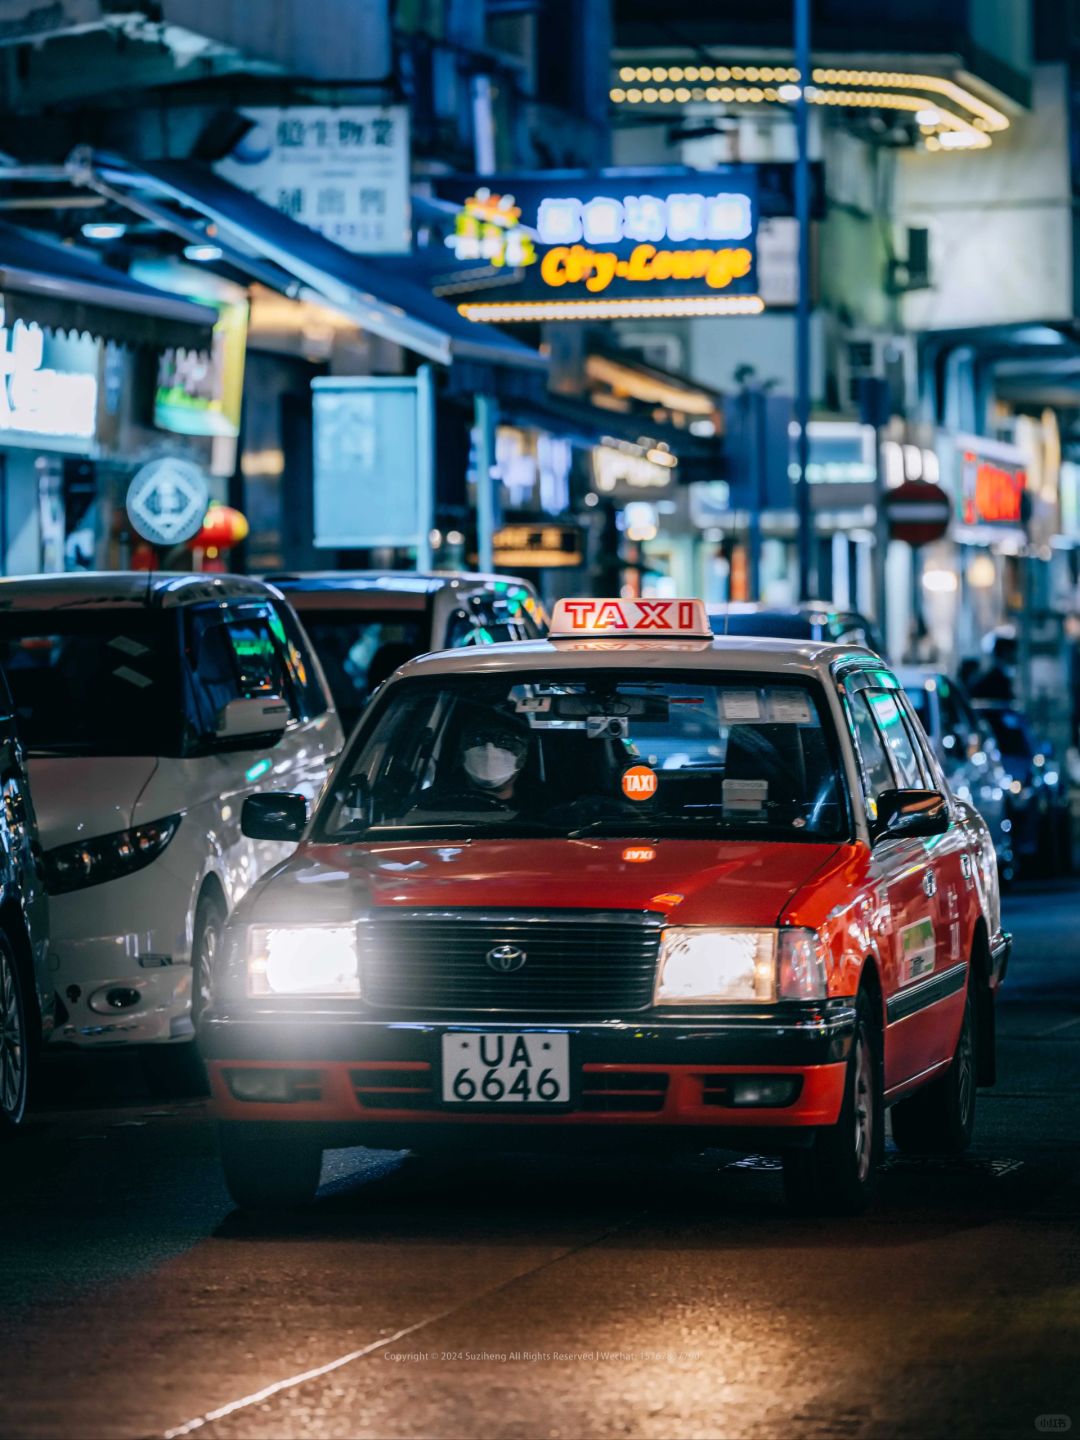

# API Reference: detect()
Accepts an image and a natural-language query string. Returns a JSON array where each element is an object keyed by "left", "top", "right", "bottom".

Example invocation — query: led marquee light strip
[
  {"left": 458, "top": 295, "right": 767, "bottom": 322},
  {"left": 610, "top": 61, "right": 1010, "bottom": 149}
]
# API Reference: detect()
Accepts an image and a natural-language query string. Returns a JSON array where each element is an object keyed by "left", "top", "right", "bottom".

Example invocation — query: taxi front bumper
[{"left": 201, "top": 1002, "right": 855, "bottom": 1145}]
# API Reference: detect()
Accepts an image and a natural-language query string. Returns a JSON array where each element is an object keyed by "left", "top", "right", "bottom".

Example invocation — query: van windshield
[
  {"left": 0, "top": 612, "right": 182, "bottom": 757},
  {"left": 316, "top": 670, "right": 849, "bottom": 844}
]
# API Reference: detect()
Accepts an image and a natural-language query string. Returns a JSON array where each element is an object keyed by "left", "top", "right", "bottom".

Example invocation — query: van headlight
[
  {"left": 246, "top": 925, "right": 360, "bottom": 998},
  {"left": 654, "top": 927, "right": 826, "bottom": 1005},
  {"left": 43, "top": 815, "right": 181, "bottom": 896}
]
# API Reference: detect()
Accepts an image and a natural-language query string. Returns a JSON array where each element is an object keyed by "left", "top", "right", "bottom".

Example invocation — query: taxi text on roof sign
[{"left": 549, "top": 597, "right": 711, "bottom": 639}]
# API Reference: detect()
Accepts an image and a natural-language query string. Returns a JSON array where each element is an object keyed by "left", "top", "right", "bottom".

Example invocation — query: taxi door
[{"left": 844, "top": 677, "right": 957, "bottom": 1091}]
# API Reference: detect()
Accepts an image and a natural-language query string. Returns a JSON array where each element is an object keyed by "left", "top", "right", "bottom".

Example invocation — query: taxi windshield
[{"left": 316, "top": 670, "right": 849, "bottom": 843}]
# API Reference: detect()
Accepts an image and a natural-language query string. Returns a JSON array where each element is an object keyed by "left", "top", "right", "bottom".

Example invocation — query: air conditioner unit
[{"left": 837, "top": 333, "right": 916, "bottom": 416}]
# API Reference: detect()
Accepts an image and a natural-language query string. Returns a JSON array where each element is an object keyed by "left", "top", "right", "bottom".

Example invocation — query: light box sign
[
  {"left": 216, "top": 105, "right": 410, "bottom": 255},
  {"left": 155, "top": 298, "right": 248, "bottom": 438},
  {"left": 435, "top": 170, "right": 760, "bottom": 320},
  {"left": 0, "top": 321, "right": 98, "bottom": 445},
  {"left": 312, "top": 372, "right": 433, "bottom": 553}
]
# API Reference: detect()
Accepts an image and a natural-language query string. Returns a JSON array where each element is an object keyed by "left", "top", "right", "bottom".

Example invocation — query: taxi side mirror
[
  {"left": 242, "top": 791, "right": 307, "bottom": 841},
  {"left": 875, "top": 788, "right": 949, "bottom": 841}
]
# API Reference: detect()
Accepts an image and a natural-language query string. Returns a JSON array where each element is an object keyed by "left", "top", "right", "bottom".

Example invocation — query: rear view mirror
[
  {"left": 242, "top": 792, "right": 307, "bottom": 841},
  {"left": 216, "top": 695, "right": 289, "bottom": 744},
  {"left": 875, "top": 788, "right": 950, "bottom": 840}
]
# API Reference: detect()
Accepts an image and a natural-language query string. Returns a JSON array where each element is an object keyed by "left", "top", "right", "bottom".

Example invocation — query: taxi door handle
[{"left": 923, "top": 869, "right": 937, "bottom": 898}]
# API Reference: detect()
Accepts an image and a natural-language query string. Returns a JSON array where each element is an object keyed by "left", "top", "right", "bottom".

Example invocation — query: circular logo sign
[
  {"left": 621, "top": 764, "right": 658, "bottom": 802},
  {"left": 126, "top": 458, "right": 210, "bottom": 547}
]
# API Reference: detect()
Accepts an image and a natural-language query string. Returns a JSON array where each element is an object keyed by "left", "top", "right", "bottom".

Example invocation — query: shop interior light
[
  {"left": 459, "top": 296, "right": 765, "bottom": 322},
  {"left": 966, "top": 554, "right": 997, "bottom": 589}
]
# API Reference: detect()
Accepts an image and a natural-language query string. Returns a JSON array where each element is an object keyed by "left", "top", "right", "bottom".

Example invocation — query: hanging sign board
[
  {"left": 435, "top": 169, "right": 759, "bottom": 316},
  {"left": 216, "top": 105, "right": 410, "bottom": 255}
]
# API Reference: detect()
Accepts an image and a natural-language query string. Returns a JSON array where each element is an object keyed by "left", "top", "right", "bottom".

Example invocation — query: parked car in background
[
  {"left": 268, "top": 572, "right": 547, "bottom": 732},
  {"left": 972, "top": 700, "right": 1071, "bottom": 874},
  {"left": 898, "top": 668, "right": 1015, "bottom": 885},
  {"left": 0, "top": 665, "right": 51, "bottom": 1133},
  {"left": 0, "top": 574, "right": 343, "bottom": 1092},
  {"left": 708, "top": 603, "right": 886, "bottom": 656}
]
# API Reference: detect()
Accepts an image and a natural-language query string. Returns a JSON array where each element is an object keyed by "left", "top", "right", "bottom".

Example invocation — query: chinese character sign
[
  {"left": 216, "top": 106, "right": 410, "bottom": 255},
  {"left": 435, "top": 171, "right": 758, "bottom": 305}
]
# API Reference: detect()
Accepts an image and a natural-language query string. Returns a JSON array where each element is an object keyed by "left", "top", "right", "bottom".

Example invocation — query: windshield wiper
[
  {"left": 565, "top": 814, "right": 820, "bottom": 840},
  {"left": 24, "top": 742, "right": 92, "bottom": 756}
]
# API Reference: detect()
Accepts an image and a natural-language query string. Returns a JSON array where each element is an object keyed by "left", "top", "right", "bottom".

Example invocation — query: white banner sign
[{"left": 216, "top": 105, "right": 410, "bottom": 255}]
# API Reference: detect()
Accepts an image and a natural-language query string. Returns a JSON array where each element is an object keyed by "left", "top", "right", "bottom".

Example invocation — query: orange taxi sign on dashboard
[{"left": 549, "top": 597, "right": 711, "bottom": 639}]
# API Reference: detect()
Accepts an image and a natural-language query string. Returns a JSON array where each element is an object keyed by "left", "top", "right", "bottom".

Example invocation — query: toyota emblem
[{"left": 486, "top": 944, "right": 527, "bottom": 974}]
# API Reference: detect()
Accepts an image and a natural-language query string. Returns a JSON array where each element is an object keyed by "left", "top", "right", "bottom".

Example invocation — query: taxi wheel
[
  {"left": 218, "top": 1122, "right": 323, "bottom": 1210},
  {"left": 782, "top": 989, "right": 882, "bottom": 1215},
  {"left": 890, "top": 986, "right": 977, "bottom": 1156}
]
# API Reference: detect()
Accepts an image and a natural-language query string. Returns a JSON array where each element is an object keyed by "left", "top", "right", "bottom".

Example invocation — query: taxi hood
[{"left": 241, "top": 838, "right": 843, "bottom": 929}]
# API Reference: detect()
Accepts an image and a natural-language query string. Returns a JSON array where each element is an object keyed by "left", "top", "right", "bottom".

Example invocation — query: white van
[{"left": 0, "top": 573, "right": 343, "bottom": 1089}]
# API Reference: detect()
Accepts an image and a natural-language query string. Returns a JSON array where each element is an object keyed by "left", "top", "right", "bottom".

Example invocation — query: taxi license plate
[{"left": 441, "top": 1032, "right": 570, "bottom": 1106}]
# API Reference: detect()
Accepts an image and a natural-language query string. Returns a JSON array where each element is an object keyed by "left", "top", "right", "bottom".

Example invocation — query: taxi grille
[{"left": 359, "top": 910, "right": 662, "bottom": 1015}]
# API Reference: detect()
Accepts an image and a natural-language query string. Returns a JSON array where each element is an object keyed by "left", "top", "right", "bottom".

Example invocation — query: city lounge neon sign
[
  {"left": 535, "top": 189, "right": 754, "bottom": 296},
  {"left": 541, "top": 243, "right": 752, "bottom": 293}
]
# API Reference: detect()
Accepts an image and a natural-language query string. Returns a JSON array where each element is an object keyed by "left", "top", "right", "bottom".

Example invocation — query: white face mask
[{"left": 463, "top": 743, "right": 522, "bottom": 790}]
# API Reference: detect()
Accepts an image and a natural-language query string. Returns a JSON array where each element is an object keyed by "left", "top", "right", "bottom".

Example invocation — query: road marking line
[
  {"left": 160, "top": 1213, "right": 645, "bottom": 1438},
  {"left": 161, "top": 1315, "right": 449, "bottom": 1438}
]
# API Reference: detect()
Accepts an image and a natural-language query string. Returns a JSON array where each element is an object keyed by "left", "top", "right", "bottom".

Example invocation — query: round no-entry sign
[
  {"left": 126, "top": 457, "right": 209, "bottom": 547},
  {"left": 884, "top": 480, "right": 952, "bottom": 547}
]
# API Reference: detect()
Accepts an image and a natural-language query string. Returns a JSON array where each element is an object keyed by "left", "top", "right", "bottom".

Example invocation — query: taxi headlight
[
  {"left": 654, "top": 927, "right": 826, "bottom": 1005},
  {"left": 246, "top": 925, "right": 360, "bottom": 998}
]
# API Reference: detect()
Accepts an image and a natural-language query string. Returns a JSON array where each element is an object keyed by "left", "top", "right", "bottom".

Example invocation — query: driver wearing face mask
[{"left": 460, "top": 720, "right": 529, "bottom": 802}]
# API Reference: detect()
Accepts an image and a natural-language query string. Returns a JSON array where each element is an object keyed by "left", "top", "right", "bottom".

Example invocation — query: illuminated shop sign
[
  {"left": 958, "top": 443, "right": 1027, "bottom": 526},
  {"left": 446, "top": 191, "right": 537, "bottom": 268},
  {"left": 0, "top": 321, "right": 97, "bottom": 441},
  {"left": 435, "top": 170, "right": 760, "bottom": 321}
]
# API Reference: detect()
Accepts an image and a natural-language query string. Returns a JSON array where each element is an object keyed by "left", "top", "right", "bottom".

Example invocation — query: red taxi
[{"left": 201, "top": 599, "right": 1010, "bottom": 1214}]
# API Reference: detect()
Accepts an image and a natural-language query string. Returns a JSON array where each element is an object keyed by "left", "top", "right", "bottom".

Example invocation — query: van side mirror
[
  {"left": 875, "top": 788, "right": 949, "bottom": 840},
  {"left": 216, "top": 695, "right": 289, "bottom": 745},
  {"left": 242, "top": 792, "right": 307, "bottom": 841}
]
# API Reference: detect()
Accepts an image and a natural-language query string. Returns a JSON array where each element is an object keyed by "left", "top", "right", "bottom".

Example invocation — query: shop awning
[
  {"left": 75, "top": 153, "right": 546, "bottom": 372},
  {"left": 0, "top": 221, "right": 217, "bottom": 351}
]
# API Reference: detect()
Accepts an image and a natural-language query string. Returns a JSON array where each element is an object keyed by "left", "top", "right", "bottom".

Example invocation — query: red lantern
[{"left": 188, "top": 503, "right": 250, "bottom": 552}]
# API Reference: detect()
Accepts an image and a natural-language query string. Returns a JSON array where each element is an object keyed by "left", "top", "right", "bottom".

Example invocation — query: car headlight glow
[
  {"left": 654, "top": 927, "right": 826, "bottom": 1005},
  {"left": 246, "top": 925, "right": 360, "bottom": 998}
]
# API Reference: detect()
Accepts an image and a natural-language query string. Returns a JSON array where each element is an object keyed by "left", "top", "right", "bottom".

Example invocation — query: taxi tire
[
  {"left": 218, "top": 1122, "right": 323, "bottom": 1210},
  {"left": 890, "top": 986, "right": 977, "bottom": 1156},
  {"left": 782, "top": 988, "right": 882, "bottom": 1215}
]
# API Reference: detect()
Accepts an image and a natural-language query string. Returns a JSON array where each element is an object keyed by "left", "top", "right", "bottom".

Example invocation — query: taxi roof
[{"left": 395, "top": 634, "right": 879, "bottom": 683}]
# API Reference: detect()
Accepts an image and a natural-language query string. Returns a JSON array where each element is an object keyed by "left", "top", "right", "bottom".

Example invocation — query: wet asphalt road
[{"left": 2, "top": 881, "right": 1078, "bottom": 1440}]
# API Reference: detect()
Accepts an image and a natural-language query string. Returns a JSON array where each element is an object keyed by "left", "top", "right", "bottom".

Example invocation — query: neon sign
[
  {"left": 445, "top": 190, "right": 537, "bottom": 268},
  {"left": 537, "top": 192, "right": 752, "bottom": 245},
  {"left": 434, "top": 171, "right": 760, "bottom": 320}
]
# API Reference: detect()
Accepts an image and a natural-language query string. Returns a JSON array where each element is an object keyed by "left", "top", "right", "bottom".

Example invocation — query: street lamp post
[{"left": 794, "top": 0, "right": 814, "bottom": 601}]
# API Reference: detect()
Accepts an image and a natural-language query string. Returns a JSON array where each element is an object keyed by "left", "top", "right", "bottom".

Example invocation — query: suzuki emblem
[{"left": 486, "top": 944, "right": 527, "bottom": 974}]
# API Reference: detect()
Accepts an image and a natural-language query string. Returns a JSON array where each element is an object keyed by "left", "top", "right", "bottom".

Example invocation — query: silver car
[{"left": 898, "top": 667, "right": 1015, "bottom": 885}]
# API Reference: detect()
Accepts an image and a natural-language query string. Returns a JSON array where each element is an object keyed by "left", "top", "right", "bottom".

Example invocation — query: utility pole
[{"left": 794, "top": 0, "right": 814, "bottom": 600}]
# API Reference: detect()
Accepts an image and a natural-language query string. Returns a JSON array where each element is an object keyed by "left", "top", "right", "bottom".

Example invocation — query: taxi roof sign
[{"left": 549, "top": 598, "right": 712, "bottom": 640}]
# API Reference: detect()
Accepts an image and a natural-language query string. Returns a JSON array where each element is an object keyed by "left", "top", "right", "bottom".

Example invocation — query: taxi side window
[
  {"left": 849, "top": 693, "right": 895, "bottom": 802},
  {"left": 864, "top": 690, "right": 930, "bottom": 790}
]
